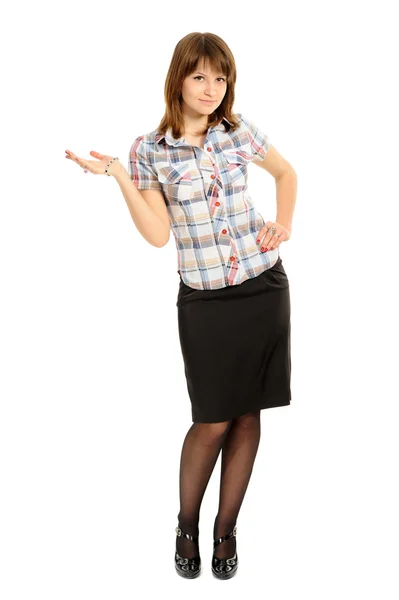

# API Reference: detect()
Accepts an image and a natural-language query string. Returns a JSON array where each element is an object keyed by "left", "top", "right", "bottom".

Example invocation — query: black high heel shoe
[
  {"left": 174, "top": 525, "right": 202, "bottom": 578},
  {"left": 211, "top": 525, "right": 239, "bottom": 579}
]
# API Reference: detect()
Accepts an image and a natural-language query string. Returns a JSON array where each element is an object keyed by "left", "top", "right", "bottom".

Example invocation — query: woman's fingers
[
  {"left": 262, "top": 231, "right": 275, "bottom": 250},
  {"left": 65, "top": 150, "right": 112, "bottom": 169},
  {"left": 267, "top": 233, "right": 281, "bottom": 251},
  {"left": 257, "top": 222, "right": 289, "bottom": 252},
  {"left": 65, "top": 150, "right": 101, "bottom": 161},
  {"left": 65, "top": 151, "right": 91, "bottom": 171},
  {"left": 66, "top": 152, "right": 85, "bottom": 168},
  {"left": 65, "top": 149, "right": 109, "bottom": 174},
  {"left": 65, "top": 150, "right": 81, "bottom": 163},
  {"left": 256, "top": 224, "right": 272, "bottom": 251}
]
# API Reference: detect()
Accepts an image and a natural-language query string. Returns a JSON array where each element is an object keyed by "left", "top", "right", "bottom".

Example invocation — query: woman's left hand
[{"left": 256, "top": 221, "right": 291, "bottom": 252}]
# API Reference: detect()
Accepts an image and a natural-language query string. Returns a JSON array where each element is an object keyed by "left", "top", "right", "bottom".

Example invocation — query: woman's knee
[
  {"left": 196, "top": 419, "right": 232, "bottom": 440},
  {"left": 233, "top": 409, "right": 261, "bottom": 429}
]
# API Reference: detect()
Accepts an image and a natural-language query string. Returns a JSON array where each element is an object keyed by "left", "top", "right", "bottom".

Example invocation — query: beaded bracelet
[{"left": 104, "top": 157, "right": 120, "bottom": 176}]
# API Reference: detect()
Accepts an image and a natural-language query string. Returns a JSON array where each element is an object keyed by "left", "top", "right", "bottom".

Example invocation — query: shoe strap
[
  {"left": 213, "top": 525, "right": 237, "bottom": 548},
  {"left": 175, "top": 526, "right": 199, "bottom": 544}
]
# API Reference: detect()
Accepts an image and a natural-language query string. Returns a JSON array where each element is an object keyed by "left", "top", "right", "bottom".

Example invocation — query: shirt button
[
  {"left": 210, "top": 174, "right": 215, "bottom": 179},
  {"left": 207, "top": 147, "right": 212, "bottom": 152},
  {"left": 215, "top": 201, "right": 220, "bottom": 206},
  {"left": 222, "top": 229, "right": 227, "bottom": 234}
]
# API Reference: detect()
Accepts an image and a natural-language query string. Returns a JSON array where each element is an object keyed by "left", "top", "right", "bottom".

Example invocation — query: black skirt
[{"left": 176, "top": 256, "right": 291, "bottom": 423}]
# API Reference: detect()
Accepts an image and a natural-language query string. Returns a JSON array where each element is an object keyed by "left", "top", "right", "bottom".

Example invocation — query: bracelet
[{"left": 105, "top": 157, "right": 120, "bottom": 176}]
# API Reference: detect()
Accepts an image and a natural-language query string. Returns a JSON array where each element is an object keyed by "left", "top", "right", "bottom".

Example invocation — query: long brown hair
[{"left": 156, "top": 32, "right": 240, "bottom": 140}]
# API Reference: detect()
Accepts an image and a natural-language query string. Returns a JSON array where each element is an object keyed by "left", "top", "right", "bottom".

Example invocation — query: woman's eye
[{"left": 194, "top": 76, "right": 226, "bottom": 82}]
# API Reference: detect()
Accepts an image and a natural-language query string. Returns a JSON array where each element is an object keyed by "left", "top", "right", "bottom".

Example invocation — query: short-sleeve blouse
[{"left": 128, "top": 112, "right": 280, "bottom": 290}]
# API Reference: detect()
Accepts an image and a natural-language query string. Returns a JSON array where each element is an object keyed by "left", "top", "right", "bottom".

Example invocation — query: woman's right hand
[{"left": 65, "top": 150, "right": 122, "bottom": 176}]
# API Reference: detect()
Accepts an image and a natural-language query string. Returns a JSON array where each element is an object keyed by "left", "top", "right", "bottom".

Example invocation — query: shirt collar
[{"left": 155, "top": 116, "right": 233, "bottom": 147}]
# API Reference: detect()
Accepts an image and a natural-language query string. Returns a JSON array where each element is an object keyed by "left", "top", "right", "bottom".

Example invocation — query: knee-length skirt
[{"left": 176, "top": 255, "right": 291, "bottom": 423}]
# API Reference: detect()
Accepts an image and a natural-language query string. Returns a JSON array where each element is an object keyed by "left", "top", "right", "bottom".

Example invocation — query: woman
[{"left": 65, "top": 31, "right": 297, "bottom": 580}]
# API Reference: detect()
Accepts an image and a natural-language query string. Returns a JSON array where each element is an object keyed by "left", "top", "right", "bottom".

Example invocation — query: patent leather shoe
[
  {"left": 174, "top": 525, "right": 201, "bottom": 578},
  {"left": 211, "top": 525, "right": 238, "bottom": 579}
]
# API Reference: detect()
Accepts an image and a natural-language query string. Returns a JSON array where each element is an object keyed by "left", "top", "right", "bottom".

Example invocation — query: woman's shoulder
[
  {"left": 130, "top": 129, "right": 160, "bottom": 157},
  {"left": 132, "top": 128, "right": 159, "bottom": 145}
]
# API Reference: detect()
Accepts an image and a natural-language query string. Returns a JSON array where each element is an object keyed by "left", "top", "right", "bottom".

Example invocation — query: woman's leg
[
  {"left": 213, "top": 409, "right": 261, "bottom": 559},
  {"left": 176, "top": 420, "right": 232, "bottom": 558}
]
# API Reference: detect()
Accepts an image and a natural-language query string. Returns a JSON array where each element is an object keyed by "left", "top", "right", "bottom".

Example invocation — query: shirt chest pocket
[
  {"left": 224, "top": 151, "right": 249, "bottom": 189},
  {"left": 157, "top": 164, "right": 193, "bottom": 202}
]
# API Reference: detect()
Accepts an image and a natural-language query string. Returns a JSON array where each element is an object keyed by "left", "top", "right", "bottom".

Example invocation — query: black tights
[{"left": 176, "top": 409, "right": 261, "bottom": 560}]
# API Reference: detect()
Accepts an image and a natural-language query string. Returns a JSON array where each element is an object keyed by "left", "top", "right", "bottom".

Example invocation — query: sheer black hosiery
[
  {"left": 176, "top": 409, "right": 261, "bottom": 560},
  {"left": 176, "top": 420, "right": 232, "bottom": 559},
  {"left": 213, "top": 409, "right": 261, "bottom": 559}
]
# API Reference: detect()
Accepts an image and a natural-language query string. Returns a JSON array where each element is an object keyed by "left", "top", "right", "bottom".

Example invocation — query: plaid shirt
[{"left": 128, "top": 112, "right": 279, "bottom": 290}]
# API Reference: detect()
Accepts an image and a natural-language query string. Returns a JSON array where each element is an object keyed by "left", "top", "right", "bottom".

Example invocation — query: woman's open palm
[{"left": 65, "top": 150, "right": 114, "bottom": 175}]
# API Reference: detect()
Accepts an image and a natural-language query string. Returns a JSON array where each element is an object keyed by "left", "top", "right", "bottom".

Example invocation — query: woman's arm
[
  {"left": 253, "top": 145, "right": 297, "bottom": 233},
  {"left": 113, "top": 166, "right": 170, "bottom": 247}
]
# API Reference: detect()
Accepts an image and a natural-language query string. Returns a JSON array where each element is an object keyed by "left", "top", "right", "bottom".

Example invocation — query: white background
[{"left": 1, "top": 0, "right": 398, "bottom": 597}]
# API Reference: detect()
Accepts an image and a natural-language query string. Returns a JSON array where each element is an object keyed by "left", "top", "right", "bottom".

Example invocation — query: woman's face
[{"left": 181, "top": 61, "right": 227, "bottom": 119}]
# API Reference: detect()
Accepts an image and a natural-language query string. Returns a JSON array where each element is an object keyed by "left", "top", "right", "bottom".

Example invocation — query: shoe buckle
[
  {"left": 176, "top": 527, "right": 182, "bottom": 536},
  {"left": 233, "top": 526, "right": 237, "bottom": 536}
]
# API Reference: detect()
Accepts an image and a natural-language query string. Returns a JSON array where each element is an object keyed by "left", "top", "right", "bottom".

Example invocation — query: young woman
[{"left": 65, "top": 31, "right": 297, "bottom": 580}]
